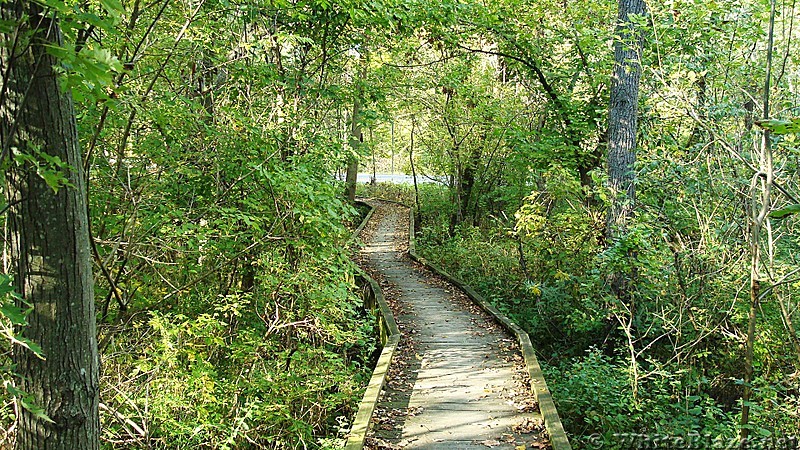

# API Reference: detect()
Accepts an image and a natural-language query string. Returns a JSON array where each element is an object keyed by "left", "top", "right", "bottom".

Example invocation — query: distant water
[{"left": 334, "top": 173, "right": 445, "bottom": 184}]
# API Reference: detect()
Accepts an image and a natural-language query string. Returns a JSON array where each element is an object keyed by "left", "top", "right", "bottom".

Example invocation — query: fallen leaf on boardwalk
[
  {"left": 513, "top": 397, "right": 540, "bottom": 413},
  {"left": 515, "top": 446, "right": 527, "bottom": 450},
  {"left": 512, "top": 417, "right": 544, "bottom": 434},
  {"left": 481, "top": 439, "right": 502, "bottom": 447},
  {"left": 365, "top": 437, "right": 404, "bottom": 449}
]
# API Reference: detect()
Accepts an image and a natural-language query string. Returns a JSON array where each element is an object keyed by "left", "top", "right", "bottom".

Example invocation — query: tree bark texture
[
  {"left": 605, "top": 0, "right": 646, "bottom": 240},
  {"left": 1, "top": 3, "right": 100, "bottom": 449}
]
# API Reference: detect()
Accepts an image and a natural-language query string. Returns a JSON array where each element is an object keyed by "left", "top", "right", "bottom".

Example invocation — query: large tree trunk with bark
[
  {"left": 605, "top": 0, "right": 646, "bottom": 303},
  {"left": 606, "top": 0, "right": 646, "bottom": 240},
  {"left": 1, "top": 3, "right": 100, "bottom": 449}
]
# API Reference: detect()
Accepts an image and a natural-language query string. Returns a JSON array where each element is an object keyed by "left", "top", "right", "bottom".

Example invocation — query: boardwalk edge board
[
  {"left": 350, "top": 200, "right": 376, "bottom": 244},
  {"left": 345, "top": 201, "right": 401, "bottom": 450},
  {"left": 406, "top": 207, "right": 573, "bottom": 450}
]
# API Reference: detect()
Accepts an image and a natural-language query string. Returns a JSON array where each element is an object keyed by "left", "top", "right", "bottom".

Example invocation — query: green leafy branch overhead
[{"left": 755, "top": 117, "right": 800, "bottom": 135}]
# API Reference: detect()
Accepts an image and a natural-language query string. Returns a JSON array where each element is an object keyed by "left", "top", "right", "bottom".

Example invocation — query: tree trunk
[
  {"left": 410, "top": 116, "right": 421, "bottom": 220},
  {"left": 740, "top": 1, "right": 776, "bottom": 444},
  {"left": 460, "top": 146, "right": 484, "bottom": 226},
  {"left": 605, "top": 0, "right": 646, "bottom": 240},
  {"left": 345, "top": 99, "right": 361, "bottom": 202},
  {"left": 345, "top": 59, "right": 367, "bottom": 203},
  {"left": 605, "top": 0, "right": 646, "bottom": 301},
  {"left": 1, "top": 3, "right": 100, "bottom": 449}
]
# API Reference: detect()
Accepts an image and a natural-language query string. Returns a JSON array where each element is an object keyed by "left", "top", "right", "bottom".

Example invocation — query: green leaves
[
  {"left": 0, "top": 273, "right": 44, "bottom": 361},
  {"left": 33, "top": 0, "right": 70, "bottom": 14},
  {"left": 770, "top": 204, "right": 800, "bottom": 219},
  {"left": 755, "top": 118, "right": 800, "bottom": 134},
  {"left": 49, "top": 44, "right": 123, "bottom": 101},
  {"left": 0, "top": 275, "right": 26, "bottom": 327},
  {"left": 0, "top": 305, "right": 27, "bottom": 328},
  {"left": 32, "top": 0, "right": 125, "bottom": 102},
  {"left": 98, "top": 0, "right": 125, "bottom": 19},
  {"left": 5, "top": 384, "right": 54, "bottom": 424},
  {"left": 35, "top": 0, "right": 124, "bottom": 24},
  {"left": 14, "top": 147, "right": 76, "bottom": 194}
]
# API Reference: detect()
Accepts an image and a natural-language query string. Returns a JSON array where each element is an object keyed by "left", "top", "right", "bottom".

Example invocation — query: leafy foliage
[
  {"left": 2, "top": 0, "right": 800, "bottom": 447},
  {"left": 399, "top": 0, "right": 800, "bottom": 445}
]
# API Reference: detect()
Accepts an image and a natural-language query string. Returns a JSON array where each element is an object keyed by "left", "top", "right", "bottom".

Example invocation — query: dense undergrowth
[
  {"left": 3, "top": 1, "right": 390, "bottom": 446},
  {"left": 0, "top": 165, "right": 377, "bottom": 448},
  {"left": 92, "top": 176, "right": 377, "bottom": 449},
  {"left": 89, "top": 176, "right": 377, "bottom": 449},
  {"left": 359, "top": 182, "right": 800, "bottom": 449}
]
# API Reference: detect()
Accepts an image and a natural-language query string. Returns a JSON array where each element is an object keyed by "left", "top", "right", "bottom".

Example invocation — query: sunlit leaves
[
  {"left": 50, "top": 45, "right": 123, "bottom": 101},
  {"left": 98, "top": 0, "right": 124, "bottom": 19},
  {"left": 13, "top": 147, "right": 75, "bottom": 193},
  {"left": 756, "top": 118, "right": 800, "bottom": 134},
  {"left": 5, "top": 384, "right": 54, "bottom": 424}
]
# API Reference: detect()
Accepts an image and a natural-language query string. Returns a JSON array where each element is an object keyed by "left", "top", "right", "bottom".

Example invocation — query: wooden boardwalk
[{"left": 358, "top": 202, "right": 550, "bottom": 449}]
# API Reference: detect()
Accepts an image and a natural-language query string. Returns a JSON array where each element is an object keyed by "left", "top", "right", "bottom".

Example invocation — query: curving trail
[{"left": 359, "top": 201, "right": 549, "bottom": 450}]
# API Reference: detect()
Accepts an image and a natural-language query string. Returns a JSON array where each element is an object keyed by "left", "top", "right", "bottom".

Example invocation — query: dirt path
[{"left": 357, "top": 201, "right": 549, "bottom": 450}]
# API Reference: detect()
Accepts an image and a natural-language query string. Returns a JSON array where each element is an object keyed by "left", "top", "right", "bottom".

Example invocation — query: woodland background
[{"left": 0, "top": 0, "right": 799, "bottom": 448}]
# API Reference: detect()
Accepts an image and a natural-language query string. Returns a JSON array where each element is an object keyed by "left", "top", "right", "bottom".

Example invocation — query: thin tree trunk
[
  {"left": 459, "top": 147, "right": 483, "bottom": 227},
  {"left": 370, "top": 127, "right": 376, "bottom": 185},
  {"left": 777, "top": 292, "right": 800, "bottom": 363},
  {"left": 517, "top": 237, "right": 529, "bottom": 281},
  {"left": 410, "top": 116, "right": 421, "bottom": 219},
  {"left": 1, "top": 3, "right": 100, "bottom": 449},
  {"left": 345, "top": 56, "right": 367, "bottom": 202},
  {"left": 390, "top": 121, "right": 395, "bottom": 174},
  {"left": 345, "top": 99, "right": 360, "bottom": 201},
  {"left": 741, "top": 0, "right": 776, "bottom": 443}
]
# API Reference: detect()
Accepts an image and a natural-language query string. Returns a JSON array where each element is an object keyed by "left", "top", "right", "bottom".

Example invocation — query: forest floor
[{"left": 354, "top": 200, "right": 550, "bottom": 450}]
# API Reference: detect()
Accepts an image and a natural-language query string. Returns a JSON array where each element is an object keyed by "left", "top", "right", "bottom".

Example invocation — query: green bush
[
  {"left": 102, "top": 283, "right": 375, "bottom": 449},
  {"left": 546, "top": 350, "right": 736, "bottom": 449},
  {"left": 411, "top": 179, "right": 800, "bottom": 447}
]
